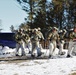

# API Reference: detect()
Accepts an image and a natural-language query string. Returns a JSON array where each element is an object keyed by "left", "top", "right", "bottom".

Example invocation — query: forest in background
[{"left": 10, "top": 0, "right": 76, "bottom": 35}]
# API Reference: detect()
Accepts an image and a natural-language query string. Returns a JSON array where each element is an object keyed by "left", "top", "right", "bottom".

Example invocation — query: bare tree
[{"left": 10, "top": 25, "right": 15, "bottom": 33}]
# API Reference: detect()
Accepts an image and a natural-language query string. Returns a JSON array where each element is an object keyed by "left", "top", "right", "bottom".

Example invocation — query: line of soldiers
[
  {"left": 14, "top": 27, "right": 44, "bottom": 57},
  {"left": 14, "top": 26, "right": 76, "bottom": 58}
]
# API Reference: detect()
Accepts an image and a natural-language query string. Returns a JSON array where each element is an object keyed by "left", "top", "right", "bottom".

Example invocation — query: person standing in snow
[
  {"left": 67, "top": 26, "right": 76, "bottom": 57},
  {"left": 22, "top": 30, "right": 32, "bottom": 54},
  {"left": 58, "top": 29, "right": 67, "bottom": 55},
  {"left": 31, "top": 28, "right": 42, "bottom": 57},
  {"left": 47, "top": 27, "right": 59, "bottom": 58},
  {"left": 15, "top": 28, "right": 25, "bottom": 56},
  {"left": 37, "top": 27, "right": 44, "bottom": 49}
]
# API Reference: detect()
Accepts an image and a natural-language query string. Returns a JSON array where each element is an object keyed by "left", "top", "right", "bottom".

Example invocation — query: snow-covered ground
[{"left": 0, "top": 46, "right": 76, "bottom": 75}]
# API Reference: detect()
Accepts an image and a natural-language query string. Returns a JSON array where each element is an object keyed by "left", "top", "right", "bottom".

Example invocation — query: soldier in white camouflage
[
  {"left": 58, "top": 29, "right": 67, "bottom": 55},
  {"left": 22, "top": 30, "right": 32, "bottom": 54},
  {"left": 31, "top": 28, "right": 42, "bottom": 57},
  {"left": 15, "top": 28, "right": 25, "bottom": 56},
  {"left": 67, "top": 26, "right": 76, "bottom": 57},
  {"left": 47, "top": 27, "right": 59, "bottom": 58},
  {"left": 37, "top": 27, "right": 44, "bottom": 49}
]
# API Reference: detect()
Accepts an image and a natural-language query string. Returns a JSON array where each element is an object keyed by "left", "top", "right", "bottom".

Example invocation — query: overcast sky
[{"left": 0, "top": 0, "right": 27, "bottom": 32}]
